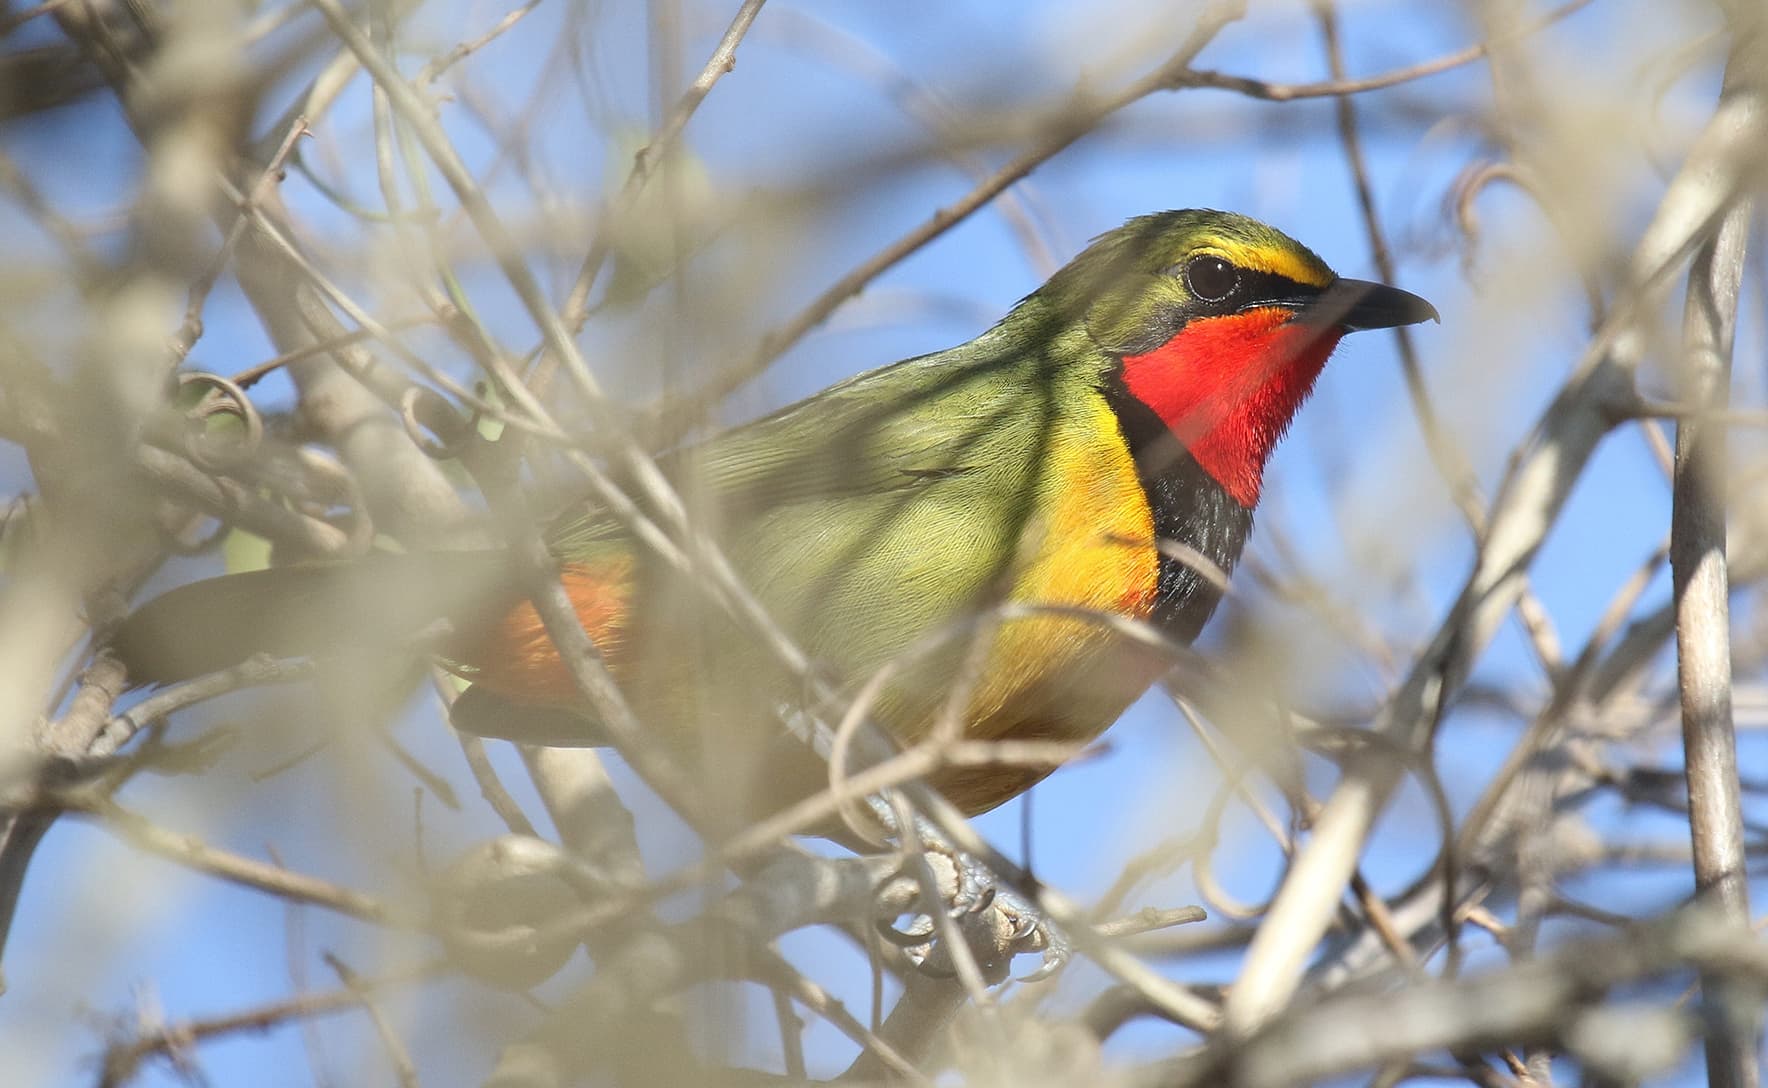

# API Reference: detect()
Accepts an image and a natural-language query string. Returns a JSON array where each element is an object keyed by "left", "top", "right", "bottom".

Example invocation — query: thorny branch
[
  {"left": 1230, "top": 14, "right": 1768, "bottom": 1031},
  {"left": 0, "top": 1, "right": 1763, "bottom": 1086}
]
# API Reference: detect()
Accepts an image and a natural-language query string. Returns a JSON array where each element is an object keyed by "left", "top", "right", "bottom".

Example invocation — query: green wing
[{"left": 547, "top": 309, "right": 1101, "bottom": 675}]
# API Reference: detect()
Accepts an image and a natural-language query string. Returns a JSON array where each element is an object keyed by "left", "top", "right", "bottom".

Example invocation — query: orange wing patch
[{"left": 456, "top": 553, "right": 636, "bottom": 703}]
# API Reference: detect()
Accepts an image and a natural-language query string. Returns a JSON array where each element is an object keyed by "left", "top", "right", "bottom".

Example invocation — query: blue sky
[{"left": 2, "top": 0, "right": 1762, "bottom": 1084}]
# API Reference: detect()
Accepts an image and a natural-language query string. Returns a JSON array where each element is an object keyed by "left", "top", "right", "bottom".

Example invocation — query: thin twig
[
  {"left": 98, "top": 961, "right": 446, "bottom": 1087},
  {"left": 97, "top": 654, "right": 314, "bottom": 757},
  {"left": 1179, "top": 0, "right": 1594, "bottom": 105},
  {"left": 550, "top": 0, "right": 771, "bottom": 347},
  {"left": 1312, "top": 0, "right": 1486, "bottom": 535},
  {"left": 323, "top": 953, "right": 420, "bottom": 1088},
  {"left": 60, "top": 797, "right": 416, "bottom": 927},
  {"left": 640, "top": 1, "right": 1249, "bottom": 436}
]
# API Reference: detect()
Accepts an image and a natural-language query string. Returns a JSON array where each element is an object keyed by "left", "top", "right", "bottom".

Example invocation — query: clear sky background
[{"left": 1, "top": 0, "right": 1763, "bottom": 1084}]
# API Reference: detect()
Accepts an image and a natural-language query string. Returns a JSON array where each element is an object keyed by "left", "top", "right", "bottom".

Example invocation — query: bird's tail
[{"left": 111, "top": 551, "right": 520, "bottom": 687}]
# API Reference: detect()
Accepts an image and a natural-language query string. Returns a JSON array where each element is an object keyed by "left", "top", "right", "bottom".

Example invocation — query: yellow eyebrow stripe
[{"left": 1197, "top": 241, "right": 1334, "bottom": 288}]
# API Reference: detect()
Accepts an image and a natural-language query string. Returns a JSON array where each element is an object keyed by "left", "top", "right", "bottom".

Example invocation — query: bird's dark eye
[{"left": 1184, "top": 255, "right": 1239, "bottom": 303}]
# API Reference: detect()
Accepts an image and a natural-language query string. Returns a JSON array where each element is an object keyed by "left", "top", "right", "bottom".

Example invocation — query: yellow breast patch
[{"left": 956, "top": 388, "right": 1161, "bottom": 752}]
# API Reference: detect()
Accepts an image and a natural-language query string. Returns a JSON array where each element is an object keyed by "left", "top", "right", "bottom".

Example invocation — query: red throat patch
[{"left": 1119, "top": 309, "right": 1343, "bottom": 508}]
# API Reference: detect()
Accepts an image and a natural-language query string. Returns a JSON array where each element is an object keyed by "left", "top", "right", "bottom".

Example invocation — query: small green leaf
[
  {"left": 603, "top": 126, "right": 717, "bottom": 307},
  {"left": 222, "top": 528, "right": 273, "bottom": 574},
  {"left": 477, "top": 382, "right": 507, "bottom": 442}
]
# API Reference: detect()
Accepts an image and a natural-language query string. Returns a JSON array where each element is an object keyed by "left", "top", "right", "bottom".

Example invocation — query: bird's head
[{"left": 1032, "top": 209, "right": 1439, "bottom": 506}]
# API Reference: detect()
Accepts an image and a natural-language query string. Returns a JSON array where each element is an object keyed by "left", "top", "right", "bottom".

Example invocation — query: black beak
[{"left": 1310, "top": 277, "right": 1440, "bottom": 331}]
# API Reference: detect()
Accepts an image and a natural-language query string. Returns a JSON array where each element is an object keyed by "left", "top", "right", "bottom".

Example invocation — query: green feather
[
  {"left": 543, "top": 208, "right": 1330, "bottom": 683},
  {"left": 547, "top": 295, "right": 1096, "bottom": 658}
]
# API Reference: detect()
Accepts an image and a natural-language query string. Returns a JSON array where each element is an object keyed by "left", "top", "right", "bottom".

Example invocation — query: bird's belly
[
  {"left": 932, "top": 568, "right": 1166, "bottom": 815},
  {"left": 898, "top": 395, "right": 1167, "bottom": 814}
]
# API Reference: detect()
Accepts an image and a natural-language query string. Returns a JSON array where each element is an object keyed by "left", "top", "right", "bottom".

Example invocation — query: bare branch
[{"left": 1672, "top": 153, "right": 1757, "bottom": 1088}]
